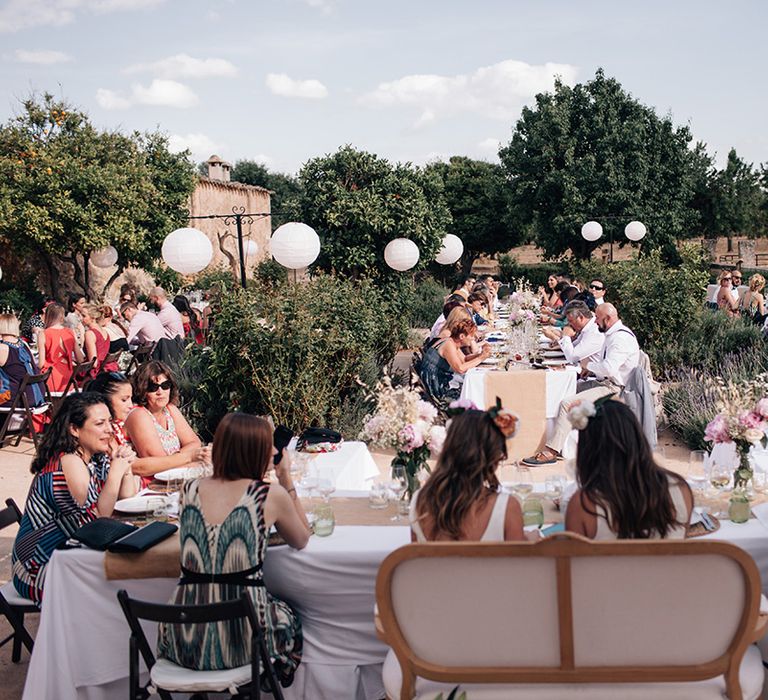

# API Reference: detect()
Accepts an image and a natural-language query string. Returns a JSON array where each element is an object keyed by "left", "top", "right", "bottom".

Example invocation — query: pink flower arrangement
[
  {"left": 704, "top": 414, "right": 730, "bottom": 444},
  {"left": 448, "top": 398, "right": 478, "bottom": 411},
  {"left": 398, "top": 424, "right": 425, "bottom": 452},
  {"left": 756, "top": 398, "right": 768, "bottom": 419}
]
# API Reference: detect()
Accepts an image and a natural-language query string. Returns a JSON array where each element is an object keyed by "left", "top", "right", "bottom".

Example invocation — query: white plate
[
  {"left": 154, "top": 466, "right": 205, "bottom": 482},
  {"left": 481, "top": 357, "right": 504, "bottom": 365},
  {"left": 114, "top": 495, "right": 169, "bottom": 514},
  {"left": 542, "top": 350, "right": 566, "bottom": 358},
  {"left": 542, "top": 358, "right": 567, "bottom": 367}
]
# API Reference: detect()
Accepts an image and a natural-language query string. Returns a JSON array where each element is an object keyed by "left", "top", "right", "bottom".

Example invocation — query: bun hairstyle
[{"left": 449, "top": 317, "right": 477, "bottom": 340}]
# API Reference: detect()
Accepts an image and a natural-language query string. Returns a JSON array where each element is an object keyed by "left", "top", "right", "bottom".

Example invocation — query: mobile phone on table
[
  {"left": 273, "top": 425, "right": 293, "bottom": 465},
  {"left": 541, "top": 522, "right": 565, "bottom": 536}
]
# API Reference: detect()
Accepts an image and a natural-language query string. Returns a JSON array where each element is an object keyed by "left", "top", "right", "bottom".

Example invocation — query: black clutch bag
[
  {"left": 107, "top": 521, "right": 178, "bottom": 553},
  {"left": 298, "top": 427, "right": 342, "bottom": 450},
  {"left": 72, "top": 518, "right": 138, "bottom": 551}
]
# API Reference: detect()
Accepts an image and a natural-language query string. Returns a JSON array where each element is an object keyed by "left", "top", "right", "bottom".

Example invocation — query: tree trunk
[
  {"left": 61, "top": 253, "right": 87, "bottom": 297},
  {"left": 41, "top": 251, "right": 62, "bottom": 301},
  {"left": 101, "top": 265, "right": 125, "bottom": 298},
  {"left": 83, "top": 252, "right": 91, "bottom": 297}
]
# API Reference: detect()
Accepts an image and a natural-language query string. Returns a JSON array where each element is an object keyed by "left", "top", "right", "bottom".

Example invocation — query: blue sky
[{"left": 0, "top": 0, "right": 766, "bottom": 175}]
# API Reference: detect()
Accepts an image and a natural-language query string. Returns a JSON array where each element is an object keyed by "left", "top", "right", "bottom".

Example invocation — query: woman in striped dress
[
  {"left": 11, "top": 393, "right": 137, "bottom": 603},
  {"left": 156, "top": 413, "right": 310, "bottom": 687}
]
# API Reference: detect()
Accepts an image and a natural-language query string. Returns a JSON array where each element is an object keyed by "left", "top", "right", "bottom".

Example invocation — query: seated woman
[
  {"left": 538, "top": 274, "right": 560, "bottom": 308},
  {"left": 38, "top": 303, "right": 84, "bottom": 393},
  {"left": 81, "top": 304, "right": 120, "bottom": 377},
  {"left": 11, "top": 393, "right": 137, "bottom": 603},
  {"left": 716, "top": 270, "right": 739, "bottom": 317},
  {"left": 428, "top": 297, "right": 466, "bottom": 340},
  {"left": 84, "top": 372, "right": 136, "bottom": 447},
  {"left": 566, "top": 399, "right": 693, "bottom": 539},
  {"left": 740, "top": 274, "right": 766, "bottom": 325},
  {"left": 102, "top": 305, "right": 130, "bottom": 354},
  {"left": 467, "top": 292, "right": 489, "bottom": 326},
  {"left": 156, "top": 413, "right": 309, "bottom": 683},
  {"left": 410, "top": 408, "right": 524, "bottom": 541},
  {"left": 0, "top": 313, "right": 44, "bottom": 409},
  {"left": 420, "top": 318, "right": 490, "bottom": 400},
  {"left": 172, "top": 294, "right": 204, "bottom": 344},
  {"left": 123, "top": 361, "right": 207, "bottom": 486}
]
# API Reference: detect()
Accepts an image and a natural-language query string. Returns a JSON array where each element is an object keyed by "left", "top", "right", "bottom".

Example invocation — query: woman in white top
[
  {"left": 409, "top": 409, "right": 524, "bottom": 542},
  {"left": 566, "top": 400, "right": 693, "bottom": 540}
]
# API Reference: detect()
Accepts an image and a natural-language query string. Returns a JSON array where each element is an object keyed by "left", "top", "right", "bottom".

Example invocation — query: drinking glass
[
  {"left": 710, "top": 462, "right": 731, "bottom": 493},
  {"left": 688, "top": 450, "right": 708, "bottom": 498},
  {"left": 522, "top": 497, "right": 544, "bottom": 527},
  {"left": 316, "top": 465, "right": 336, "bottom": 503},
  {"left": 313, "top": 504, "right": 335, "bottom": 537},
  {"left": 544, "top": 475, "right": 566, "bottom": 501},
  {"left": 299, "top": 463, "right": 319, "bottom": 503},
  {"left": 368, "top": 482, "right": 389, "bottom": 509},
  {"left": 511, "top": 462, "right": 534, "bottom": 500},
  {"left": 389, "top": 466, "right": 407, "bottom": 521},
  {"left": 752, "top": 470, "right": 768, "bottom": 496}
]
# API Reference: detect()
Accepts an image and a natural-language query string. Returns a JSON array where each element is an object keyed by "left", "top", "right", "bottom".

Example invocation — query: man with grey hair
[
  {"left": 557, "top": 300, "right": 604, "bottom": 365},
  {"left": 523, "top": 302, "right": 640, "bottom": 466},
  {"left": 149, "top": 286, "right": 184, "bottom": 339}
]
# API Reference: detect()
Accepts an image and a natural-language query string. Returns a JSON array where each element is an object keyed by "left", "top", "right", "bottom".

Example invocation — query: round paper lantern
[
  {"left": 270, "top": 222, "right": 320, "bottom": 269},
  {"left": 625, "top": 220, "right": 647, "bottom": 242},
  {"left": 243, "top": 240, "right": 258, "bottom": 260},
  {"left": 581, "top": 221, "right": 603, "bottom": 242},
  {"left": 384, "top": 238, "right": 420, "bottom": 272},
  {"left": 90, "top": 245, "right": 118, "bottom": 268},
  {"left": 0, "top": 266, "right": 3, "bottom": 282},
  {"left": 434, "top": 234, "right": 464, "bottom": 265},
  {"left": 162, "top": 228, "right": 213, "bottom": 275}
]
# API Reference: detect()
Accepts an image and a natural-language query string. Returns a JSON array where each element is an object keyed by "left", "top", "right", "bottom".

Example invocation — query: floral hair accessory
[
  {"left": 567, "top": 394, "right": 615, "bottom": 430},
  {"left": 487, "top": 396, "right": 519, "bottom": 439},
  {"left": 446, "top": 398, "right": 479, "bottom": 416}
]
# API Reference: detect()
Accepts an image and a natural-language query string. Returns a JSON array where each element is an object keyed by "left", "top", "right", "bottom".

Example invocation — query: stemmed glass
[
  {"left": 511, "top": 461, "right": 534, "bottom": 500},
  {"left": 389, "top": 466, "right": 408, "bottom": 522},
  {"left": 299, "top": 462, "right": 319, "bottom": 503},
  {"left": 316, "top": 464, "right": 336, "bottom": 503},
  {"left": 688, "top": 450, "right": 708, "bottom": 500},
  {"left": 709, "top": 460, "right": 731, "bottom": 518}
]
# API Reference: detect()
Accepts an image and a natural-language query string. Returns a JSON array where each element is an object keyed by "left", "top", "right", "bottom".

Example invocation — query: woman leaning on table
[
  {"left": 123, "top": 361, "right": 208, "bottom": 487},
  {"left": 409, "top": 407, "right": 525, "bottom": 541},
  {"left": 156, "top": 413, "right": 309, "bottom": 684},
  {"left": 565, "top": 398, "right": 693, "bottom": 540},
  {"left": 11, "top": 393, "right": 137, "bottom": 603},
  {"left": 716, "top": 270, "right": 740, "bottom": 317}
]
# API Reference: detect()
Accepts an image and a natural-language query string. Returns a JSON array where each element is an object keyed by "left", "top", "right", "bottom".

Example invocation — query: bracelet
[{"left": 287, "top": 487, "right": 297, "bottom": 499}]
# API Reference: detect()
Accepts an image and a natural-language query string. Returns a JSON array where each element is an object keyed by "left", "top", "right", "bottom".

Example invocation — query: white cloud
[
  {"left": 303, "top": 0, "right": 335, "bottom": 13},
  {"left": 125, "top": 53, "right": 237, "bottom": 79},
  {"left": 14, "top": 48, "right": 72, "bottom": 64},
  {"left": 362, "top": 59, "right": 578, "bottom": 124},
  {"left": 0, "top": 0, "right": 165, "bottom": 33},
  {"left": 168, "top": 133, "right": 223, "bottom": 161},
  {"left": 478, "top": 137, "right": 501, "bottom": 155},
  {"left": 251, "top": 153, "right": 274, "bottom": 167},
  {"left": 266, "top": 72, "right": 328, "bottom": 99},
  {"left": 96, "top": 79, "right": 199, "bottom": 110}
]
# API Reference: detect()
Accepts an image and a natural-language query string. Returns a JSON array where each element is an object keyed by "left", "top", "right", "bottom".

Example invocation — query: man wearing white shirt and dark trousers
[
  {"left": 523, "top": 303, "right": 639, "bottom": 466},
  {"left": 556, "top": 301, "right": 604, "bottom": 365}
]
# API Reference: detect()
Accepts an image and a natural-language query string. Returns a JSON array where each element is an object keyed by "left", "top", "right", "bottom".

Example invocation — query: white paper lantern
[
  {"left": 384, "top": 238, "right": 420, "bottom": 272},
  {"left": 625, "top": 220, "right": 647, "bottom": 242},
  {"left": 243, "top": 240, "right": 258, "bottom": 260},
  {"left": 581, "top": 221, "right": 603, "bottom": 242},
  {"left": 270, "top": 222, "right": 320, "bottom": 269},
  {"left": 162, "top": 228, "right": 213, "bottom": 275},
  {"left": 90, "top": 245, "right": 118, "bottom": 268},
  {"left": 0, "top": 266, "right": 3, "bottom": 282},
  {"left": 435, "top": 234, "right": 464, "bottom": 265}
]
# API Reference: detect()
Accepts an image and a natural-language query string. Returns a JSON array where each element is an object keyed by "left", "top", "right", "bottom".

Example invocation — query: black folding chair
[
  {"left": 117, "top": 590, "right": 284, "bottom": 700},
  {"left": 99, "top": 351, "right": 123, "bottom": 373},
  {"left": 125, "top": 343, "right": 156, "bottom": 376},
  {"left": 49, "top": 359, "right": 95, "bottom": 414},
  {"left": 0, "top": 499, "right": 38, "bottom": 662},
  {"left": 0, "top": 369, "right": 53, "bottom": 450}
]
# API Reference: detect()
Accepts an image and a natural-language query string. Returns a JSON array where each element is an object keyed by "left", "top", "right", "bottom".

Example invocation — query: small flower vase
[
  {"left": 391, "top": 445, "right": 431, "bottom": 499},
  {"left": 733, "top": 445, "right": 753, "bottom": 493}
]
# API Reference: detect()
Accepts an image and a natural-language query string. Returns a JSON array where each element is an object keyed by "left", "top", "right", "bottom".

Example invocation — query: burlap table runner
[{"left": 484, "top": 369, "right": 547, "bottom": 460}]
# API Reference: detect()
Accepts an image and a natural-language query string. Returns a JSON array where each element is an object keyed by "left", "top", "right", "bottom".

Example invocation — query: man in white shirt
[
  {"left": 556, "top": 301, "right": 604, "bottom": 365},
  {"left": 121, "top": 302, "right": 171, "bottom": 345},
  {"left": 523, "top": 303, "right": 640, "bottom": 466},
  {"left": 149, "top": 287, "right": 185, "bottom": 339}
]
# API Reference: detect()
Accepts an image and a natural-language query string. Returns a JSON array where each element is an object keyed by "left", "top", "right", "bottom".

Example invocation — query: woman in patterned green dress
[{"left": 157, "top": 413, "right": 311, "bottom": 686}]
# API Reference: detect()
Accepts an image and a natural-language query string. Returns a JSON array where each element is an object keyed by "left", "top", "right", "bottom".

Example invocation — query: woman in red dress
[
  {"left": 82, "top": 304, "right": 120, "bottom": 377},
  {"left": 38, "top": 303, "right": 85, "bottom": 393}
]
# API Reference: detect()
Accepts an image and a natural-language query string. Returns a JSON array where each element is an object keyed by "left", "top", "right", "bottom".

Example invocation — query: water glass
[
  {"left": 368, "top": 482, "right": 388, "bottom": 509},
  {"left": 316, "top": 464, "right": 336, "bottom": 503},
  {"left": 544, "top": 475, "right": 566, "bottom": 501},
  {"left": 753, "top": 470, "right": 768, "bottom": 495},
  {"left": 313, "top": 504, "right": 335, "bottom": 537},
  {"left": 522, "top": 497, "right": 544, "bottom": 527},
  {"left": 389, "top": 466, "right": 408, "bottom": 521},
  {"left": 511, "top": 462, "right": 534, "bottom": 500},
  {"left": 688, "top": 450, "right": 708, "bottom": 497}
]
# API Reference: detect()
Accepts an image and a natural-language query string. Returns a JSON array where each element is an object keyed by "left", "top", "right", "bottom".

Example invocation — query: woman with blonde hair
[
  {"left": 739, "top": 274, "right": 766, "bottom": 325},
  {"left": 0, "top": 313, "right": 44, "bottom": 409},
  {"left": 81, "top": 303, "right": 119, "bottom": 377}
]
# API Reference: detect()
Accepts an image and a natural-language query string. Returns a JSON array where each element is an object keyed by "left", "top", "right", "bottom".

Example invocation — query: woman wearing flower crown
[
  {"left": 565, "top": 399, "right": 692, "bottom": 539},
  {"left": 409, "top": 405, "right": 525, "bottom": 541}
]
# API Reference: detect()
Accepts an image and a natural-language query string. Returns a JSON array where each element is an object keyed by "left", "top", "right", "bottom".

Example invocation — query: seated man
[
  {"left": 451, "top": 275, "right": 475, "bottom": 301},
  {"left": 120, "top": 302, "right": 170, "bottom": 346},
  {"left": 523, "top": 303, "right": 639, "bottom": 466},
  {"left": 544, "top": 300, "right": 604, "bottom": 365}
]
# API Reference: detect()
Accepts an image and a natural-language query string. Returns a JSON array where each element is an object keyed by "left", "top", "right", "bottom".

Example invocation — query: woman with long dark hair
[
  {"left": 11, "top": 393, "right": 137, "bottom": 602},
  {"left": 172, "top": 295, "right": 203, "bottom": 344},
  {"left": 565, "top": 400, "right": 692, "bottom": 539},
  {"left": 409, "top": 409, "right": 524, "bottom": 541}
]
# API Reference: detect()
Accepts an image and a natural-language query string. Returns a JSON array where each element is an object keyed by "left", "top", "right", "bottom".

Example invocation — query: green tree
[
  {"left": 0, "top": 94, "right": 195, "bottom": 299},
  {"left": 710, "top": 149, "right": 766, "bottom": 244},
  {"left": 230, "top": 159, "right": 302, "bottom": 229},
  {"left": 499, "top": 69, "right": 702, "bottom": 262},
  {"left": 425, "top": 156, "right": 517, "bottom": 272},
  {"left": 297, "top": 145, "right": 451, "bottom": 279}
]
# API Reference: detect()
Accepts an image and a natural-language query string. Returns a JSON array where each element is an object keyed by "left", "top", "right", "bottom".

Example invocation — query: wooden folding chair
[
  {"left": 117, "top": 590, "right": 284, "bottom": 700},
  {"left": 0, "top": 499, "right": 38, "bottom": 662},
  {"left": 0, "top": 369, "right": 52, "bottom": 450},
  {"left": 97, "top": 351, "right": 123, "bottom": 375},
  {"left": 48, "top": 359, "right": 94, "bottom": 415},
  {"left": 125, "top": 343, "right": 156, "bottom": 376}
]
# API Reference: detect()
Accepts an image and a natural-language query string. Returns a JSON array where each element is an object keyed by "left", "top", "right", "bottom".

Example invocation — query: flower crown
[
  {"left": 567, "top": 393, "right": 616, "bottom": 430},
  {"left": 447, "top": 396, "right": 519, "bottom": 438}
]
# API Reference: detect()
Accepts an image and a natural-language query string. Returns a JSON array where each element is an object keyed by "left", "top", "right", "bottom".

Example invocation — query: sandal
[{"left": 522, "top": 451, "right": 558, "bottom": 467}]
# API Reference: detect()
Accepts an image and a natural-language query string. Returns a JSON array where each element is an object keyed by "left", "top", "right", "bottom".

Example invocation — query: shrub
[
  {"left": 0, "top": 286, "right": 44, "bottom": 322},
  {"left": 191, "top": 265, "right": 237, "bottom": 293},
  {"left": 253, "top": 258, "right": 288, "bottom": 285},
  {"left": 144, "top": 262, "right": 183, "bottom": 294},
  {"left": 180, "top": 274, "right": 405, "bottom": 437},
  {"left": 408, "top": 277, "right": 448, "bottom": 328},
  {"left": 498, "top": 256, "right": 571, "bottom": 289}
]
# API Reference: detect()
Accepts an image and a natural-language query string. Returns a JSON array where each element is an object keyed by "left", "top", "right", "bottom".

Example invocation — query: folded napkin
[{"left": 751, "top": 502, "right": 768, "bottom": 530}]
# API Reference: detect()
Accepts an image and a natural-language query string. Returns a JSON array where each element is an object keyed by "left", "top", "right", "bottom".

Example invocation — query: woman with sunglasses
[
  {"left": 124, "top": 361, "right": 208, "bottom": 487},
  {"left": 716, "top": 270, "right": 740, "bottom": 317}
]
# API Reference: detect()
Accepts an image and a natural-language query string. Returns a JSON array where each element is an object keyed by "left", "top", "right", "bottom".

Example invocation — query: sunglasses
[
  {"left": 147, "top": 380, "right": 172, "bottom": 392},
  {"left": 589, "top": 284, "right": 604, "bottom": 291}
]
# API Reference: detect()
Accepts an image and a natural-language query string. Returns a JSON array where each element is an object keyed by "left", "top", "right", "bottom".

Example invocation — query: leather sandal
[{"left": 522, "top": 451, "right": 558, "bottom": 467}]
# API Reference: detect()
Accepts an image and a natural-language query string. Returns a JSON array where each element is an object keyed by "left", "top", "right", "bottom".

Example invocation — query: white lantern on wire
[
  {"left": 90, "top": 245, "right": 118, "bottom": 268},
  {"left": 434, "top": 234, "right": 464, "bottom": 265},
  {"left": 162, "top": 228, "right": 213, "bottom": 274},
  {"left": 384, "top": 238, "right": 420, "bottom": 271},
  {"left": 581, "top": 221, "right": 603, "bottom": 242},
  {"left": 0, "top": 266, "right": 3, "bottom": 282},
  {"left": 625, "top": 220, "right": 647, "bottom": 242},
  {"left": 243, "top": 239, "right": 258, "bottom": 261},
  {"left": 270, "top": 222, "right": 320, "bottom": 269}
]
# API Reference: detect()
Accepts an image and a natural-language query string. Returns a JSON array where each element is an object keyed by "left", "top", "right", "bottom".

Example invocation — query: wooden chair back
[
  {"left": 376, "top": 534, "right": 763, "bottom": 700},
  {"left": 0, "top": 368, "right": 52, "bottom": 450},
  {"left": 125, "top": 343, "right": 155, "bottom": 375}
]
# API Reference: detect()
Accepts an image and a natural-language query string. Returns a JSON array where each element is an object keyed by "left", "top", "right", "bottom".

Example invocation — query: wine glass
[
  {"left": 511, "top": 461, "right": 534, "bottom": 500},
  {"left": 316, "top": 464, "right": 336, "bottom": 503},
  {"left": 299, "top": 463, "right": 319, "bottom": 503},
  {"left": 545, "top": 475, "right": 566, "bottom": 501},
  {"left": 709, "top": 461, "right": 731, "bottom": 518},
  {"left": 389, "top": 466, "right": 407, "bottom": 522},
  {"left": 688, "top": 450, "right": 708, "bottom": 499}
]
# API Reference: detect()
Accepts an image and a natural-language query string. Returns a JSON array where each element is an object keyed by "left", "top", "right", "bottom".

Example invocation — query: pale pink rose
[
  {"left": 448, "top": 398, "right": 478, "bottom": 411},
  {"left": 756, "top": 399, "right": 768, "bottom": 418},
  {"left": 398, "top": 423, "right": 424, "bottom": 452},
  {"left": 417, "top": 400, "right": 438, "bottom": 423},
  {"left": 739, "top": 411, "right": 763, "bottom": 430},
  {"left": 745, "top": 428, "right": 765, "bottom": 444},
  {"left": 704, "top": 414, "right": 731, "bottom": 444},
  {"left": 427, "top": 425, "right": 447, "bottom": 455}
]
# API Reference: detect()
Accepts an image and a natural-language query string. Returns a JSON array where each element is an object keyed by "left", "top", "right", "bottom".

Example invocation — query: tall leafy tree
[
  {"left": 230, "top": 160, "right": 302, "bottom": 229},
  {"left": 296, "top": 145, "right": 451, "bottom": 279},
  {"left": 0, "top": 94, "right": 195, "bottom": 299},
  {"left": 710, "top": 149, "right": 766, "bottom": 242},
  {"left": 425, "top": 156, "right": 518, "bottom": 272},
  {"left": 500, "top": 69, "right": 702, "bottom": 262}
]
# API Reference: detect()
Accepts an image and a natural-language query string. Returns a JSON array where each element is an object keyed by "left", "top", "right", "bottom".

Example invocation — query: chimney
[{"left": 206, "top": 154, "right": 231, "bottom": 182}]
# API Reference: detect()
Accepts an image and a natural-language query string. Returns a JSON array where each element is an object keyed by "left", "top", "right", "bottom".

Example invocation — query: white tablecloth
[
  {"left": 311, "top": 441, "right": 380, "bottom": 491},
  {"left": 23, "top": 526, "right": 411, "bottom": 700},
  {"left": 461, "top": 367, "right": 578, "bottom": 418}
]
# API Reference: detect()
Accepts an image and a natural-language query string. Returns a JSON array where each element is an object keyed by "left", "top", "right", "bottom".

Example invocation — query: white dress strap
[
  {"left": 481, "top": 492, "right": 509, "bottom": 541},
  {"left": 408, "top": 489, "right": 428, "bottom": 542}
]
